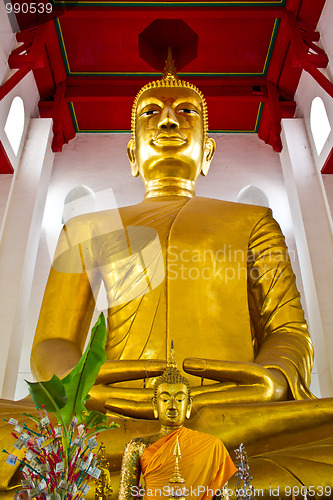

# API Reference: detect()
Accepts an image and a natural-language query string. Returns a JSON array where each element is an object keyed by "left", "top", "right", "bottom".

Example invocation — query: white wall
[
  {"left": 41, "top": 132, "right": 296, "bottom": 262},
  {"left": 0, "top": 2, "right": 16, "bottom": 86},
  {"left": 0, "top": 3, "right": 40, "bottom": 240},
  {"left": 283, "top": 0, "right": 333, "bottom": 397}
]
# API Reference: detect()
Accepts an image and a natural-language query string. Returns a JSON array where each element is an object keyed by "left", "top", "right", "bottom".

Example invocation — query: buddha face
[
  {"left": 127, "top": 87, "right": 215, "bottom": 182},
  {"left": 153, "top": 382, "right": 192, "bottom": 427}
]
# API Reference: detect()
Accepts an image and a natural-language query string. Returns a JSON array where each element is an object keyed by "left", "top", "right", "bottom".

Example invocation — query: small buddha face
[
  {"left": 153, "top": 382, "right": 192, "bottom": 427},
  {"left": 127, "top": 87, "right": 215, "bottom": 182}
]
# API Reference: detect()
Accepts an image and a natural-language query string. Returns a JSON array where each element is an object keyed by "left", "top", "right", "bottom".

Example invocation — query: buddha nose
[
  {"left": 158, "top": 103, "right": 179, "bottom": 130},
  {"left": 169, "top": 397, "right": 176, "bottom": 409}
]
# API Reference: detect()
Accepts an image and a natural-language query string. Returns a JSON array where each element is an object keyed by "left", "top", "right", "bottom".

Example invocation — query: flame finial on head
[
  {"left": 168, "top": 339, "right": 177, "bottom": 370},
  {"left": 163, "top": 47, "right": 178, "bottom": 83},
  {"left": 153, "top": 341, "right": 191, "bottom": 402}
]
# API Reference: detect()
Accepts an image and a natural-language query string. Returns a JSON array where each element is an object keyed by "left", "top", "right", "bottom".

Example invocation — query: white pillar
[
  {"left": 280, "top": 118, "right": 333, "bottom": 397},
  {"left": 0, "top": 118, "right": 54, "bottom": 398}
]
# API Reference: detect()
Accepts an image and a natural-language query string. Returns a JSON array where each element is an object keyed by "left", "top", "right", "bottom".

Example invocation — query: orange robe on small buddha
[{"left": 140, "top": 427, "right": 237, "bottom": 500}]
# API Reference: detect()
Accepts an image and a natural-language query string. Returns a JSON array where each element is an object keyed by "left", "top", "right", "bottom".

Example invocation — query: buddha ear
[
  {"left": 127, "top": 139, "right": 139, "bottom": 177},
  {"left": 201, "top": 137, "right": 216, "bottom": 176},
  {"left": 152, "top": 398, "right": 158, "bottom": 419},
  {"left": 186, "top": 397, "right": 193, "bottom": 419}
]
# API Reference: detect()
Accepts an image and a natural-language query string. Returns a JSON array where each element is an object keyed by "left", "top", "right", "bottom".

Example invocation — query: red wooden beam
[
  {"left": 0, "top": 141, "right": 13, "bottom": 174},
  {"left": 267, "top": 81, "right": 283, "bottom": 152},
  {"left": 52, "top": 81, "right": 67, "bottom": 152},
  {"left": 59, "top": 7, "right": 287, "bottom": 21},
  {"left": 9, "top": 23, "right": 50, "bottom": 70},
  {"left": 66, "top": 75, "right": 269, "bottom": 88},
  {"left": 321, "top": 147, "right": 333, "bottom": 174},
  {"left": 0, "top": 64, "right": 31, "bottom": 101},
  {"left": 62, "top": 75, "right": 273, "bottom": 101},
  {"left": 284, "top": 11, "right": 333, "bottom": 98},
  {"left": 64, "top": 84, "right": 269, "bottom": 102},
  {"left": 305, "top": 64, "right": 333, "bottom": 99},
  {"left": 45, "top": 21, "right": 67, "bottom": 85}
]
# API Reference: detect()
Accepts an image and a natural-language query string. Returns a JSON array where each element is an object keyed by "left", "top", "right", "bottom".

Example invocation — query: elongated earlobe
[
  {"left": 127, "top": 139, "right": 139, "bottom": 177},
  {"left": 152, "top": 398, "right": 158, "bottom": 419},
  {"left": 186, "top": 398, "right": 193, "bottom": 419},
  {"left": 201, "top": 137, "right": 216, "bottom": 176}
]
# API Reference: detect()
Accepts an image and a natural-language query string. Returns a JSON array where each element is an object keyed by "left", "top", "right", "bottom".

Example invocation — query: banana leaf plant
[
  {"left": 3, "top": 313, "right": 118, "bottom": 499},
  {"left": 27, "top": 311, "right": 118, "bottom": 450}
]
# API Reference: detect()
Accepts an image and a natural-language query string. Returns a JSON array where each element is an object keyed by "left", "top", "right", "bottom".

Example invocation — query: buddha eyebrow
[
  {"left": 137, "top": 98, "right": 163, "bottom": 114},
  {"left": 173, "top": 98, "right": 201, "bottom": 111}
]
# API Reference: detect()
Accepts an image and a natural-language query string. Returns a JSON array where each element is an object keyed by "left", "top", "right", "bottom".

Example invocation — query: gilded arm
[
  {"left": 31, "top": 216, "right": 100, "bottom": 380},
  {"left": 247, "top": 209, "right": 314, "bottom": 399},
  {"left": 119, "top": 438, "right": 147, "bottom": 500}
]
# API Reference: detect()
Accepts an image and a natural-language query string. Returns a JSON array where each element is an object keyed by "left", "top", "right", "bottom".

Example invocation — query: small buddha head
[
  {"left": 152, "top": 344, "right": 192, "bottom": 427},
  {"left": 127, "top": 50, "right": 215, "bottom": 188}
]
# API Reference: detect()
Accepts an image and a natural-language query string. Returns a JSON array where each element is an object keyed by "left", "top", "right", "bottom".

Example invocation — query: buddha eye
[
  {"left": 140, "top": 109, "right": 159, "bottom": 117},
  {"left": 178, "top": 108, "right": 199, "bottom": 115}
]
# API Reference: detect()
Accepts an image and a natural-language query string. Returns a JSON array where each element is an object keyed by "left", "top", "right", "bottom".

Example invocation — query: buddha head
[
  {"left": 152, "top": 344, "right": 192, "bottom": 428},
  {"left": 127, "top": 50, "right": 216, "bottom": 193}
]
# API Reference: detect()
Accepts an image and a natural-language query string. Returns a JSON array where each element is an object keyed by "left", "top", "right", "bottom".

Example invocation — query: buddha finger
[
  {"left": 104, "top": 398, "right": 154, "bottom": 419},
  {"left": 95, "top": 359, "right": 166, "bottom": 384},
  {"left": 183, "top": 358, "right": 271, "bottom": 385},
  {"left": 192, "top": 385, "right": 270, "bottom": 410},
  {"left": 87, "top": 385, "right": 153, "bottom": 413},
  {"left": 190, "top": 381, "right": 237, "bottom": 397}
]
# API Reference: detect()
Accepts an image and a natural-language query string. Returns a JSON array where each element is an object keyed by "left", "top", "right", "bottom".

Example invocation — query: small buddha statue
[{"left": 118, "top": 345, "right": 236, "bottom": 500}]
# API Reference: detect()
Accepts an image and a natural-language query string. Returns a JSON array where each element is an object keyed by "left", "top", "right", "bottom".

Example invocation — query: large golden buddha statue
[
  {"left": 2, "top": 53, "right": 332, "bottom": 497},
  {"left": 31, "top": 54, "right": 313, "bottom": 412}
]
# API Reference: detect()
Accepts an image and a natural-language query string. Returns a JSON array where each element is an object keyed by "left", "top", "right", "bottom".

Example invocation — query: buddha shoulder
[
  {"left": 193, "top": 196, "right": 271, "bottom": 220},
  {"left": 61, "top": 208, "right": 124, "bottom": 239},
  {"left": 122, "top": 436, "right": 153, "bottom": 459}
]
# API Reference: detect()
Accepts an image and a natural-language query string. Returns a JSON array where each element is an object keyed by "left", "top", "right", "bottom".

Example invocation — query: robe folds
[
  {"left": 140, "top": 427, "right": 237, "bottom": 500},
  {"left": 46, "top": 196, "right": 314, "bottom": 397}
]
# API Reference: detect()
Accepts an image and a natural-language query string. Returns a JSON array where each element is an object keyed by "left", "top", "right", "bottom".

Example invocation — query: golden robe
[
  {"left": 140, "top": 427, "right": 236, "bottom": 500},
  {"left": 34, "top": 196, "right": 313, "bottom": 396}
]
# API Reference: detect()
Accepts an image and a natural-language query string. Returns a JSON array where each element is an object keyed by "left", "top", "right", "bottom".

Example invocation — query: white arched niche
[
  {"left": 310, "top": 97, "right": 331, "bottom": 156},
  {"left": 4, "top": 96, "right": 25, "bottom": 155},
  {"left": 62, "top": 184, "right": 96, "bottom": 224},
  {"left": 237, "top": 185, "right": 270, "bottom": 208}
]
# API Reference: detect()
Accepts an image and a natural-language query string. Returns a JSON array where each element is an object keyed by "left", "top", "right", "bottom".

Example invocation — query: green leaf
[
  {"left": 82, "top": 410, "right": 108, "bottom": 428},
  {"left": 85, "top": 422, "right": 119, "bottom": 439},
  {"left": 21, "top": 413, "right": 42, "bottom": 424},
  {"left": 59, "top": 313, "right": 107, "bottom": 426},
  {"left": 25, "top": 375, "right": 67, "bottom": 413},
  {"left": 108, "top": 422, "right": 120, "bottom": 429},
  {"left": 94, "top": 424, "right": 115, "bottom": 432}
]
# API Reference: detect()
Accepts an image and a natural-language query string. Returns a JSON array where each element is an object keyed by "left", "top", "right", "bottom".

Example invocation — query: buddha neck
[
  {"left": 160, "top": 424, "right": 183, "bottom": 435},
  {"left": 144, "top": 178, "right": 196, "bottom": 199}
]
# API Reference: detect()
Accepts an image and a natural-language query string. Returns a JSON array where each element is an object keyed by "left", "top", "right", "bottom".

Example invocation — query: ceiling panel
[{"left": 4, "top": 0, "right": 328, "bottom": 157}]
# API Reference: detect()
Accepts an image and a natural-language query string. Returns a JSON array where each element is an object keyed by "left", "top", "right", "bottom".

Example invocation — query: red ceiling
[{"left": 0, "top": 0, "right": 329, "bottom": 172}]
